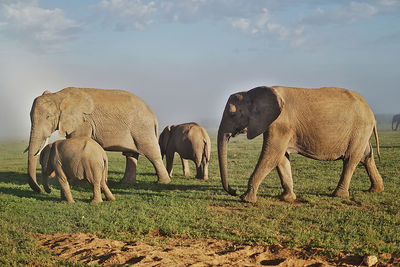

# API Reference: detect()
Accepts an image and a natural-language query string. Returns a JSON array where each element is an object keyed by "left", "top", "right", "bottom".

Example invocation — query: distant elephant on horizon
[
  {"left": 25, "top": 87, "right": 170, "bottom": 194},
  {"left": 392, "top": 114, "right": 400, "bottom": 130},
  {"left": 159, "top": 122, "right": 211, "bottom": 180},
  {"left": 218, "top": 86, "right": 384, "bottom": 203},
  {"left": 39, "top": 136, "right": 115, "bottom": 203}
]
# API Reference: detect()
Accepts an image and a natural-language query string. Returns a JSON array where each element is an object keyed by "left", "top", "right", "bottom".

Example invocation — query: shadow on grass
[
  {"left": 0, "top": 171, "right": 29, "bottom": 185},
  {"left": 108, "top": 179, "right": 222, "bottom": 194},
  {"left": 0, "top": 184, "right": 60, "bottom": 202},
  {"left": 0, "top": 171, "right": 231, "bottom": 202}
]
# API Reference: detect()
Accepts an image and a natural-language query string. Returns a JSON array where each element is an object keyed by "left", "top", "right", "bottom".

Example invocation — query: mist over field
[{"left": 0, "top": 0, "right": 399, "bottom": 140}]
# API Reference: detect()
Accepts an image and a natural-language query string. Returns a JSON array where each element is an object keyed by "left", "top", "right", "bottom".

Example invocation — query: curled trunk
[{"left": 217, "top": 130, "right": 237, "bottom": 196}]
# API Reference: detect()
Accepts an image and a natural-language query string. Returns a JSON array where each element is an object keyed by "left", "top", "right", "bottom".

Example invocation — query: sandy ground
[{"left": 33, "top": 232, "right": 398, "bottom": 266}]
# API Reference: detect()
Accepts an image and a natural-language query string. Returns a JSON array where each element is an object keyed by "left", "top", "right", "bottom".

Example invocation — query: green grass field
[{"left": 1, "top": 130, "right": 399, "bottom": 265}]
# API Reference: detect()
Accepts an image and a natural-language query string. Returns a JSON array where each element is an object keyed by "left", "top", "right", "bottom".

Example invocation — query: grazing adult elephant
[
  {"left": 39, "top": 137, "right": 115, "bottom": 203},
  {"left": 26, "top": 87, "right": 170, "bottom": 193},
  {"left": 217, "top": 86, "right": 384, "bottom": 203},
  {"left": 159, "top": 122, "right": 211, "bottom": 180},
  {"left": 392, "top": 114, "right": 400, "bottom": 131}
]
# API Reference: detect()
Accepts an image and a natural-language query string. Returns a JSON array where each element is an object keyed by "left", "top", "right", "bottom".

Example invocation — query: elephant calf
[
  {"left": 159, "top": 122, "right": 211, "bottom": 180},
  {"left": 39, "top": 136, "right": 115, "bottom": 203}
]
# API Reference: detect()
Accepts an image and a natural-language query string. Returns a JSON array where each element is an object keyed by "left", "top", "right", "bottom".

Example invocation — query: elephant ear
[
  {"left": 247, "top": 87, "right": 284, "bottom": 139},
  {"left": 58, "top": 89, "right": 94, "bottom": 137}
]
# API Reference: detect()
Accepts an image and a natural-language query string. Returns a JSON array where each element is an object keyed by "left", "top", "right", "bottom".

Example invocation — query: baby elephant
[
  {"left": 39, "top": 136, "right": 115, "bottom": 203},
  {"left": 159, "top": 122, "right": 211, "bottom": 180}
]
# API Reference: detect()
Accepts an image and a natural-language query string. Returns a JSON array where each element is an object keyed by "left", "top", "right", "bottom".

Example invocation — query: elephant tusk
[{"left": 34, "top": 137, "right": 49, "bottom": 156}]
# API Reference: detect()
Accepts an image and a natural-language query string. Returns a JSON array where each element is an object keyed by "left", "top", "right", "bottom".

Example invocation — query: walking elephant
[
  {"left": 39, "top": 137, "right": 115, "bottom": 203},
  {"left": 26, "top": 87, "right": 170, "bottom": 193},
  {"left": 159, "top": 122, "right": 211, "bottom": 180},
  {"left": 392, "top": 114, "right": 400, "bottom": 130},
  {"left": 217, "top": 86, "right": 384, "bottom": 203}
]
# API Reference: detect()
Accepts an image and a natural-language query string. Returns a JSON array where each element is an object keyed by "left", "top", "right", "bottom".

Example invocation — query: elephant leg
[
  {"left": 56, "top": 170, "right": 75, "bottom": 203},
  {"left": 91, "top": 179, "right": 103, "bottom": 203},
  {"left": 333, "top": 155, "right": 361, "bottom": 197},
  {"left": 121, "top": 152, "right": 139, "bottom": 184},
  {"left": 165, "top": 152, "right": 174, "bottom": 178},
  {"left": 276, "top": 154, "right": 296, "bottom": 202},
  {"left": 202, "top": 162, "right": 209, "bottom": 181},
  {"left": 396, "top": 122, "right": 399, "bottom": 131},
  {"left": 361, "top": 144, "right": 384, "bottom": 193},
  {"left": 138, "top": 136, "right": 171, "bottom": 183},
  {"left": 241, "top": 133, "right": 288, "bottom": 203},
  {"left": 60, "top": 188, "right": 67, "bottom": 201},
  {"left": 195, "top": 164, "right": 202, "bottom": 179},
  {"left": 181, "top": 157, "right": 191, "bottom": 178}
]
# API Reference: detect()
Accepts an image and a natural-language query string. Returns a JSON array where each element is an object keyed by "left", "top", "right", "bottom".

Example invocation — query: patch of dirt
[{"left": 33, "top": 232, "right": 398, "bottom": 266}]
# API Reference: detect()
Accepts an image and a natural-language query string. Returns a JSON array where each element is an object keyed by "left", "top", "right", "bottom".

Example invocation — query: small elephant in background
[
  {"left": 39, "top": 136, "right": 115, "bottom": 203},
  {"left": 159, "top": 122, "right": 211, "bottom": 180},
  {"left": 392, "top": 114, "right": 400, "bottom": 130}
]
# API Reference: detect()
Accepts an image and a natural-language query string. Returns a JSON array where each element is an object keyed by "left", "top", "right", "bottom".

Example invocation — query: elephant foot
[
  {"left": 91, "top": 198, "right": 103, "bottom": 203},
  {"left": 240, "top": 192, "right": 257, "bottom": 203},
  {"left": 157, "top": 177, "right": 171, "bottom": 184},
  {"left": 106, "top": 195, "right": 116, "bottom": 201},
  {"left": 202, "top": 176, "right": 209, "bottom": 181},
  {"left": 280, "top": 192, "right": 296, "bottom": 202},
  {"left": 369, "top": 184, "right": 384, "bottom": 193},
  {"left": 120, "top": 176, "right": 136, "bottom": 185},
  {"left": 332, "top": 188, "right": 349, "bottom": 198}
]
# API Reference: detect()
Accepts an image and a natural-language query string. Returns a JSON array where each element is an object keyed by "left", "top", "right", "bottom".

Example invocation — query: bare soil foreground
[{"left": 33, "top": 232, "right": 399, "bottom": 266}]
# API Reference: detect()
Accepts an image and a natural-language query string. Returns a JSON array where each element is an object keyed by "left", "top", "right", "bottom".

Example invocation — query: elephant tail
[
  {"left": 103, "top": 156, "right": 108, "bottom": 182},
  {"left": 373, "top": 123, "right": 381, "bottom": 162},
  {"left": 154, "top": 120, "right": 159, "bottom": 140},
  {"left": 202, "top": 138, "right": 210, "bottom": 165}
]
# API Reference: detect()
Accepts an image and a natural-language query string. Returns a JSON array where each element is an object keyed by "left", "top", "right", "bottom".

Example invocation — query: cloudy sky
[{"left": 0, "top": 0, "right": 399, "bottom": 139}]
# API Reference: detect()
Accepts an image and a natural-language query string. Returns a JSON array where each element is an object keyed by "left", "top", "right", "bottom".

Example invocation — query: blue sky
[{"left": 0, "top": 0, "right": 399, "bottom": 138}]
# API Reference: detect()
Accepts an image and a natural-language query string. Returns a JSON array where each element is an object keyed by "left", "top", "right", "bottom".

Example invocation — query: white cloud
[
  {"left": 98, "top": 0, "right": 156, "bottom": 30},
  {"left": 99, "top": 0, "right": 156, "bottom": 17},
  {"left": 230, "top": 18, "right": 250, "bottom": 33},
  {"left": 379, "top": 0, "right": 398, "bottom": 6},
  {"left": 302, "top": 1, "right": 379, "bottom": 26},
  {"left": 227, "top": 8, "right": 306, "bottom": 48},
  {"left": 341, "top": 2, "right": 378, "bottom": 21},
  {"left": 0, "top": 0, "right": 80, "bottom": 52},
  {"left": 254, "top": 8, "right": 270, "bottom": 29}
]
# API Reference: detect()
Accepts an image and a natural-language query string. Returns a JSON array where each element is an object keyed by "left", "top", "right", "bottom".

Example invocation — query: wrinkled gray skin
[
  {"left": 392, "top": 114, "right": 400, "bottom": 130},
  {"left": 26, "top": 87, "right": 170, "bottom": 193},
  {"left": 159, "top": 122, "right": 211, "bottom": 180},
  {"left": 218, "top": 86, "right": 384, "bottom": 203},
  {"left": 39, "top": 137, "right": 115, "bottom": 203}
]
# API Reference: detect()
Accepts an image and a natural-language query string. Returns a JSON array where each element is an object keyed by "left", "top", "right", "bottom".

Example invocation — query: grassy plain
[{"left": 0, "top": 130, "right": 399, "bottom": 265}]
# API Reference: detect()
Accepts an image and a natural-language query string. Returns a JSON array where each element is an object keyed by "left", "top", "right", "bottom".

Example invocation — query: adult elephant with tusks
[
  {"left": 217, "top": 86, "right": 384, "bottom": 203},
  {"left": 25, "top": 87, "right": 170, "bottom": 193}
]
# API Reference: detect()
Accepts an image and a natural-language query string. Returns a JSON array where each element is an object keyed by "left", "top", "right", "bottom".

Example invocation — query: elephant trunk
[
  {"left": 41, "top": 167, "right": 52, "bottom": 193},
  {"left": 27, "top": 130, "right": 46, "bottom": 193},
  {"left": 217, "top": 129, "right": 237, "bottom": 196}
]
